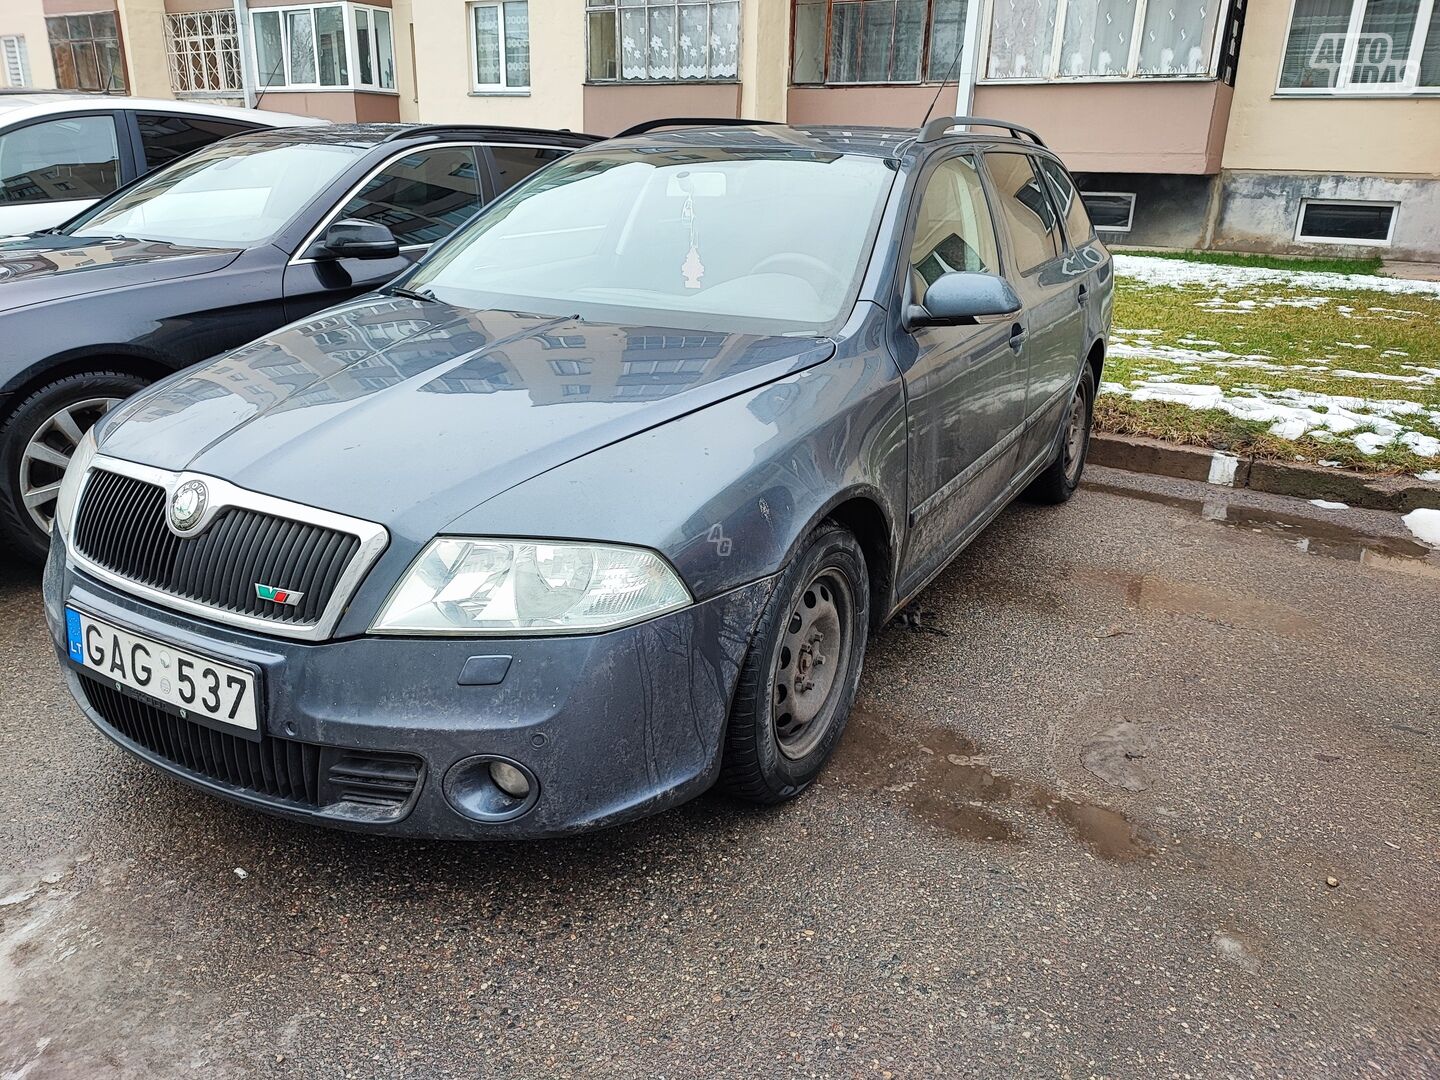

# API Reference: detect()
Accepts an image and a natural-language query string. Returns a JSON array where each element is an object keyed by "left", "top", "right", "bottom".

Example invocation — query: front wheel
[
  {"left": 719, "top": 521, "right": 869, "bottom": 805},
  {"left": 1024, "top": 365, "right": 1095, "bottom": 505},
  {"left": 0, "top": 371, "right": 145, "bottom": 563}
]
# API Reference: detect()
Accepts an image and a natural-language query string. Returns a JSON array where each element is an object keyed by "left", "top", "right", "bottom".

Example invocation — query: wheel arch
[
  {"left": 1087, "top": 336, "right": 1105, "bottom": 387},
  {"left": 0, "top": 347, "right": 173, "bottom": 418},
  {"left": 798, "top": 488, "right": 899, "bottom": 631}
]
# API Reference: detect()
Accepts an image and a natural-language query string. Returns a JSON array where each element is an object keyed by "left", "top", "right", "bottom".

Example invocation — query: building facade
[{"left": 1, "top": 0, "right": 1437, "bottom": 259}]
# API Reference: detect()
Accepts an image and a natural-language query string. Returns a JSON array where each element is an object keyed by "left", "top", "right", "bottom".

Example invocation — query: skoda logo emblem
[{"left": 170, "top": 479, "right": 209, "bottom": 532}]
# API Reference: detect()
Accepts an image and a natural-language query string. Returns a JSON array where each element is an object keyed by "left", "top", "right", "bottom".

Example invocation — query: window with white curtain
[
  {"left": 586, "top": 0, "right": 739, "bottom": 82},
  {"left": 471, "top": 1, "right": 530, "bottom": 89},
  {"left": 984, "top": 0, "right": 1224, "bottom": 81},
  {"left": 1280, "top": 0, "right": 1440, "bottom": 93}
]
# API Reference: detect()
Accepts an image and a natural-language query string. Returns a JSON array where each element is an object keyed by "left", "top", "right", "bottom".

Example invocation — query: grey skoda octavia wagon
[{"left": 43, "top": 117, "right": 1112, "bottom": 838}]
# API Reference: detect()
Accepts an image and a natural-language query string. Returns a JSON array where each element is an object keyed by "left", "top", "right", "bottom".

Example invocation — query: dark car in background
[
  {"left": 0, "top": 122, "right": 595, "bottom": 559},
  {"left": 43, "top": 117, "right": 1112, "bottom": 839}
]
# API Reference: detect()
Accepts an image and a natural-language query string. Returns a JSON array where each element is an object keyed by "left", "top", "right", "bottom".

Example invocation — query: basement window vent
[
  {"left": 1080, "top": 192, "right": 1136, "bottom": 233},
  {"left": 1296, "top": 200, "right": 1396, "bottom": 246}
]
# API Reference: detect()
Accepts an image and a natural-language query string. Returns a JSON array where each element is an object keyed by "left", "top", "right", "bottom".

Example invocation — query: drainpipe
[
  {"left": 233, "top": 0, "right": 256, "bottom": 109},
  {"left": 954, "top": 0, "right": 985, "bottom": 119}
]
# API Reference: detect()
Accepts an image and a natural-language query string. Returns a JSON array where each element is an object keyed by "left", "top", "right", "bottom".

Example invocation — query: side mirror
[
  {"left": 904, "top": 271, "right": 1021, "bottom": 331},
  {"left": 314, "top": 219, "right": 400, "bottom": 260}
]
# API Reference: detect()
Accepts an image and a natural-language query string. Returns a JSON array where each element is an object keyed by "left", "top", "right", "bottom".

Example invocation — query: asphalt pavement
[{"left": 1, "top": 466, "right": 1436, "bottom": 1079}]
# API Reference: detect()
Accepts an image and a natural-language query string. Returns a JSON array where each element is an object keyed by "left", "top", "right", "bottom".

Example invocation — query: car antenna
[{"left": 918, "top": 19, "right": 968, "bottom": 133}]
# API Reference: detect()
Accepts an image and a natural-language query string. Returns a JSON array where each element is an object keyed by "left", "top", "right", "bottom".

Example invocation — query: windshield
[
  {"left": 405, "top": 147, "right": 896, "bottom": 335},
  {"left": 64, "top": 139, "right": 367, "bottom": 248}
]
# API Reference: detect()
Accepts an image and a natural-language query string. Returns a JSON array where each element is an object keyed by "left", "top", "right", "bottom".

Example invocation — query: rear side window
[
  {"left": 334, "top": 145, "right": 486, "bottom": 247},
  {"left": 908, "top": 155, "right": 999, "bottom": 292},
  {"left": 1035, "top": 157, "right": 1093, "bottom": 244},
  {"left": 137, "top": 113, "right": 256, "bottom": 170},
  {"left": 0, "top": 114, "right": 119, "bottom": 204},
  {"left": 985, "top": 151, "right": 1061, "bottom": 274},
  {"left": 489, "top": 145, "right": 569, "bottom": 193}
]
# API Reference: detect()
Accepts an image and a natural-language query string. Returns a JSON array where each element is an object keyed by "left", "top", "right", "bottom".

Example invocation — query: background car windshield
[
  {"left": 65, "top": 140, "right": 367, "bottom": 247},
  {"left": 406, "top": 148, "right": 896, "bottom": 334}
]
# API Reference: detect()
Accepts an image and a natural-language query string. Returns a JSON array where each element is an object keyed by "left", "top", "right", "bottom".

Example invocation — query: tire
[
  {"left": 719, "top": 520, "right": 869, "bottom": 805},
  {"left": 1024, "top": 364, "right": 1096, "bottom": 506},
  {"left": 0, "top": 371, "right": 146, "bottom": 564}
]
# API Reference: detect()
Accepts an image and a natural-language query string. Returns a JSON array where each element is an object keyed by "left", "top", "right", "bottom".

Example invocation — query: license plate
[{"left": 66, "top": 608, "right": 259, "bottom": 737}]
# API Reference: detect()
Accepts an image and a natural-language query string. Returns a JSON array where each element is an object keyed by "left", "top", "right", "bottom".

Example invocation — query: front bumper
[{"left": 44, "top": 543, "right": 775, "bottom": 839}]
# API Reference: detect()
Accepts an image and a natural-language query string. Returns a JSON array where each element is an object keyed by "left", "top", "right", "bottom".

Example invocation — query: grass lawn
[{"left": 1102, "top": 255, "right": 1440, "bottom": 477}]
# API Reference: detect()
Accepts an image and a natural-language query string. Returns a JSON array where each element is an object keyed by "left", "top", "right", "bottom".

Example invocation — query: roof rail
[
  {"left": 916, "top": 116, "right": 1046, "bottom": 147},
  {"left": 380, "top": 124, "right": 603, "bottom": 144},
  {"left": 613, "top": 117, "right": 783, "bottom": 139}
]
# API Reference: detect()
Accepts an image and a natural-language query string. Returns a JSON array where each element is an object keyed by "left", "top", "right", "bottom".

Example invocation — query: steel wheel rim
[
  {"left": 19, "top": 396, "right": 120, "bottom": 534},
  {"left": 771, "top": 567, "right": 854, "bottom": 760},
  {"left": 1062, "top": 379, "right": 1092, "bottom": 483}
]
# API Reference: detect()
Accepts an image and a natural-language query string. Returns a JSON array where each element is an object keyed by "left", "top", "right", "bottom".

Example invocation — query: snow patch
[
  {"left": 1308, "top": 499, "right": 1349, "bottom": 510},
  {"left": 1402, "top": 508, "right": 1440, "bottom": 547},
  {"left": 1113, "top": 254, "right": 1440, "bottom": 297}
]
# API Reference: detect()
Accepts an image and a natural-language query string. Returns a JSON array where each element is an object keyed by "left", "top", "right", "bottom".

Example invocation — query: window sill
[
  {"left": 584, "top": 79, "right": 740, "bottom": 87},
  {"left": 469, "top": 88, "right": 531, "bottom": 97},
  {"left": 257, "top": 86, "right": 400, "bottom": 95},
  {"left": 1273, "top": 89, "right": 1440, "bottom": 99},
  {"left": 974, "top": 74, "right": 1218, "bottom": 86}
]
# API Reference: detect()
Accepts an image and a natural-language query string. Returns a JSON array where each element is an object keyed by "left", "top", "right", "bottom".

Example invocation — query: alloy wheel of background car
[
  {"left": 720, "top": 521, "right": 869, "bottom": 805},
  {"left": 21, "top": 397, "right": 122, "bottom": 533},
  {"left": 0, "top": 371, "right": 145, "bottom": 562},
  {"left": 1024, "top": 365, "right": 1096, "bottom": 506}
]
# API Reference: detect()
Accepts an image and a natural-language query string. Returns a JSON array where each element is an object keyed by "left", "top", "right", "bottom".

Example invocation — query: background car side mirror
[
  {"left": 314, "top": 219, "right": 400, "bottom": 261},
  {"left": 904, "top": 271, "right": 1021, "bottom": 332}
]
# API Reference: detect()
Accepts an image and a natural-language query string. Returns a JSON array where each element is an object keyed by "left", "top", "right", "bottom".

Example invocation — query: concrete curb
[{"left": 1090, "top": 433, "right": 1440, "bottom": 512}]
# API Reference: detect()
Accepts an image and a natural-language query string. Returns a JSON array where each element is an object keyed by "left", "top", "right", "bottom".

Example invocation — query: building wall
[
  {"left": 584, "top": 82, "right": 741, "bottom": 135},
  {"left": 115, "top": 0, "right": 171, "bottom": 98},
  {"left": 408, "top": 0, "right": 585, "bottom": 129},
  {"left": 973, "top": 81, "right": 1233, "bottom": 175},
  {"left": 738, "top": 0, "right": 788, "bottom": 121},
  {"left": 1213, "top": 172, "right": 1440, "bottom": 262},
  {"left": 1222, "top": 0, "right": 1440, "bottom": 177},
  {"left": 0, "top": 0, "right": 57, "bottom": 88}
]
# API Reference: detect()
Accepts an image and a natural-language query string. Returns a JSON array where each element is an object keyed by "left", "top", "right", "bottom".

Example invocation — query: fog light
[{"left": 489, "top": 760, "right": 531, "bottom": 799}]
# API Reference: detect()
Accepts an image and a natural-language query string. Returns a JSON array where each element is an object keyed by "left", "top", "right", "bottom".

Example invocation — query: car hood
[
  {"left": 0, "top": 234, "right": 242, "bottom": 309},
  {"left": 98, "top": 294, "right": 836, "bottom": 539}
]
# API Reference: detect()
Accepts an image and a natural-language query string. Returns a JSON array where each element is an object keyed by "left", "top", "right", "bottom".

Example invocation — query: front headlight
[
  {"left": 53, "top": 426, "right": 98, "bottom": 544},
  {"left": 372, "top": 538, "right": 692, "bottom": 635}
]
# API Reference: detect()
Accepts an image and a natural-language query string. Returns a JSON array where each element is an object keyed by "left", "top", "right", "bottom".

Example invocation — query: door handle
[
  {"left": 1076, "top": 284, "right": 1088, "bottom": 306},
  {"left": 1009, "top": 324, "right": 1027, "bottom": 352}
]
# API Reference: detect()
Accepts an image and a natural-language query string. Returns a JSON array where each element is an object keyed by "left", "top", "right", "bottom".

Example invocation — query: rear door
[
  {"left": 0, "top": 110, "right": 125, "bottom": 236},
  {"left": 982, "top": 151, "right": 1086, "bottom": 473},
  {"left": 129, "top": 111, "right": 261, "bottom": 177},
  {"left": 282, "top": 142, "right": 490, "bottom": 321},
  {"left": 892, "top": 152, "right": 1025, "bottom": 588},
  {"left": 484, "top": 143, "right": 572, "bottom": 196}
]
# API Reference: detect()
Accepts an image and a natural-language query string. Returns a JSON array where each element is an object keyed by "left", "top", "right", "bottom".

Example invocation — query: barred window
[
  {"left": 586, "top": 0, "right": 740, "bottom": 82},
  {"left": 165, "top": 11, "right": 242, "bottom": 95}
]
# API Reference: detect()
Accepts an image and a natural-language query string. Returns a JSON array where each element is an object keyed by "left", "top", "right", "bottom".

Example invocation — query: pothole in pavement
[{"left": 831, "top": 707, "right": 1154, "bottom": 861}]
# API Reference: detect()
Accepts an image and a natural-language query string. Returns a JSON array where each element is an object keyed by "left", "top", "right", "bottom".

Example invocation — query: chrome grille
[{"left": 66, "top": 458, "right": 387, "bottom": 641}]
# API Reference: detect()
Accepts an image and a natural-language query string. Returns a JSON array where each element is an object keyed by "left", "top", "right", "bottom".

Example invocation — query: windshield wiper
[{"left": 389, "top": 286, "right": 437, "bottom": 303}]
